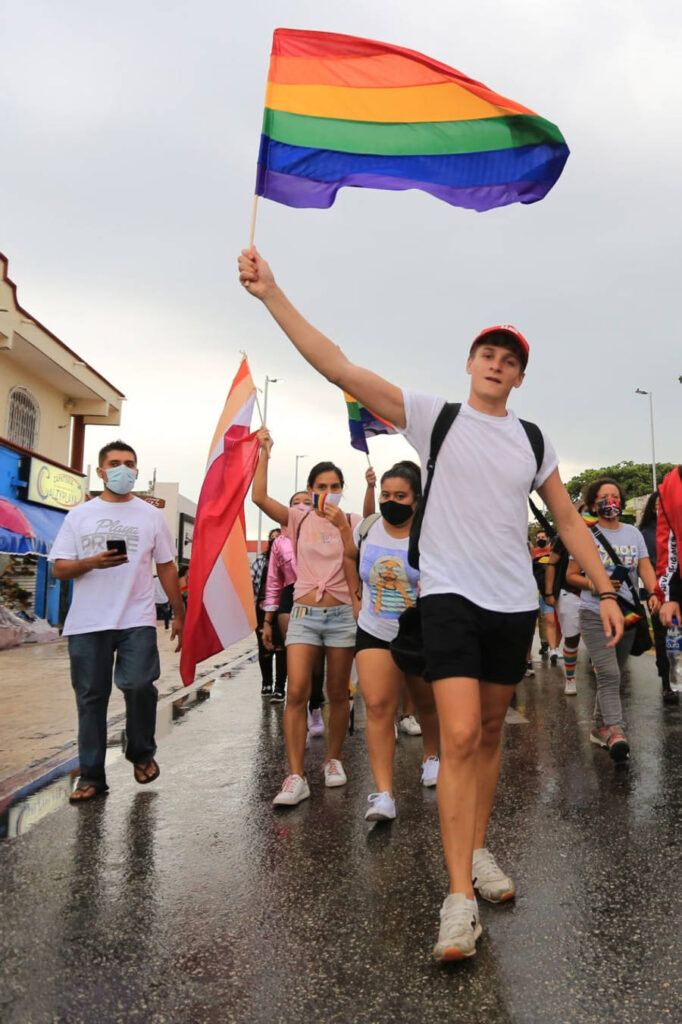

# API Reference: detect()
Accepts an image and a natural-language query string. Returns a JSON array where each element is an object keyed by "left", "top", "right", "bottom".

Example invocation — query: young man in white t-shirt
[
  {"left": 50, "top": 441, "right": 184, "bottom": 803},
  {"left": 237, "top": 249, "right": 623, "bottom": 962}
]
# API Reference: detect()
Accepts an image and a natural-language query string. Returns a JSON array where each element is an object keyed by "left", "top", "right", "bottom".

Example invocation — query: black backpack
[{"left": 408, "top": 402, "right": 545, "bottom": 570}]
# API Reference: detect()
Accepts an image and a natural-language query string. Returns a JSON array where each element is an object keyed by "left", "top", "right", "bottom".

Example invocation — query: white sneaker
[
  {"left": 564, "top": 679, "right": 577, "bottom": 696},
  {"left": 272, "top": 774, "right": 310, "bottom": 807},
  {"left": 472, "top": 847, "right": 515, "bottom": 903},
  {"left": 433, "top": 893, "right": 481, "bottom": 961},
  {"left": 323, "top": 759, "right": 347, "bottom": 788},
  {"left": 549, "top": 648, "right": 562, "bottom": 665},
  {"left": 399, "top": 714, "right": 422, "bottom": 736},
  {"left": 307, "top": 707, "right": 324, "bottom": 737},
  {"left": 421, "top": 755, "right": 440, "bottom": 788},
  {"left": 364, "top": 791, "right": 396, "bottom": 821}
]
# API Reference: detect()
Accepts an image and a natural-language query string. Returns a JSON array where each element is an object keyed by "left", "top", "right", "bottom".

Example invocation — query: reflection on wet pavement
[{"left": 0, "top": 651, "right": 680, "bottom": 1023}]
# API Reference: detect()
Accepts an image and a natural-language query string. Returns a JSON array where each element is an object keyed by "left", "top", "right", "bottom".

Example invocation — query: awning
[{"left": 0, "top": 500, "right": 66, "bottom": 555}]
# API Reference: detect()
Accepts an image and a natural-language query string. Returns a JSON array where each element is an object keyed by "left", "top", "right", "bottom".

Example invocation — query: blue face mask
[{"left": 104, "top": 465, "right": 137, "bottom": 495}]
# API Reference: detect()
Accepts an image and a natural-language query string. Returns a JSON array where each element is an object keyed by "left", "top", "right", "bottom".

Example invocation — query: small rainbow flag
[
  {"left": 344, "top": 392, "right": 397, "bottom": 454},
  {"left": 256, "top": 29, "right": 569, "bottom": 212}
]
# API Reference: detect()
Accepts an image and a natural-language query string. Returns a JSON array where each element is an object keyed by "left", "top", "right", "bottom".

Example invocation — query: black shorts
[
  {"left": 420, "top": 593, "right": 537, "bottom": 685},
  {"left": 355, "top": 625, "right": 391, "bottom": 653},
  {"left": 278, "top": 584, "right": 295, "bottom": 616}
]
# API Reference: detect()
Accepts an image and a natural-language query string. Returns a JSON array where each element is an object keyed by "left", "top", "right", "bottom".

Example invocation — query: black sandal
[{"left": 133, "top": 759, "right": 160, "bottom": 785}]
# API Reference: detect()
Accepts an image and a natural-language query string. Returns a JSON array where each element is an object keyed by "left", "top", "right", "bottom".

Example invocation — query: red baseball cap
[{"left": 470, "top": 325, "right": 530, "bottom": 368}]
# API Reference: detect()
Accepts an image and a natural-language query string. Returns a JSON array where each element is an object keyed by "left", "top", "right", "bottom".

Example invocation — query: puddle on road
[{"left": 0, "top": 656, "right": 256, "bottom": 842}]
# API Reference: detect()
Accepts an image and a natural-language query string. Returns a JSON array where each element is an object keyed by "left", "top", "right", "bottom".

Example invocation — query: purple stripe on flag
[{"left": 256, "top": 166, "right": 554, "bottom": 212}]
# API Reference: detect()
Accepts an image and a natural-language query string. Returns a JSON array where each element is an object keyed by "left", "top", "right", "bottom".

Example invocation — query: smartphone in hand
[{"left": 106, "top": 539, "right": 128, "bottom": 557}]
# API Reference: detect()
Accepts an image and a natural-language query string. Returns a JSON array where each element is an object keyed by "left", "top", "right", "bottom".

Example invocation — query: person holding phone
[
  {"left": 565, "top": 478, "right": 659, "bottom": 761},
  {"left": 49, "top": 440, "right": 184, "bottom": 803}
]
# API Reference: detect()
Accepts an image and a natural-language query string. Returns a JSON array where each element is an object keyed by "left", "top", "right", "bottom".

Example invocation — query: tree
[{"left": 565, "top": 461, "right": 676, "bottom": 503}]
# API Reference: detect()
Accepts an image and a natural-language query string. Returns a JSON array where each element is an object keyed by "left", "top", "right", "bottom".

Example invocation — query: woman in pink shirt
[{"left": 253, "top": 428, "right": 374, "bottom": 807}]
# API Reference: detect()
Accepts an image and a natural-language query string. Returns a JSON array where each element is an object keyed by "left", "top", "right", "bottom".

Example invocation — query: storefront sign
[{"left": 28, "top": 459, "right": 86, "bottom": 510}]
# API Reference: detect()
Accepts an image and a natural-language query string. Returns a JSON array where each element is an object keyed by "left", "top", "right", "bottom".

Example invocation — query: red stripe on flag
[{"left": 180, "top": 426, "right": 260, "bottom": 685}]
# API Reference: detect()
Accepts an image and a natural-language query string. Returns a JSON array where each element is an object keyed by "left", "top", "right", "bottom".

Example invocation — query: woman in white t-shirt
[
  {"left": 343, "top": 462, "right": 439, "bottom": 822},
  {"left": 565, "top": 478, "right": 659, "bottom": 762}
]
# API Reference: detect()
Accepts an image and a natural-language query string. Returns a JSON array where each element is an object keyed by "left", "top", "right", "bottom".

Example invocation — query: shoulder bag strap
[{"left": 591, "top": 524, "right": 640, "bottom": 608}]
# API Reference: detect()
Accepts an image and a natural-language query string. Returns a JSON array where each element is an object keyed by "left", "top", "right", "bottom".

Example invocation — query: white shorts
[{"left": 557, "top": 590, "right": 581, "bottom": 638}]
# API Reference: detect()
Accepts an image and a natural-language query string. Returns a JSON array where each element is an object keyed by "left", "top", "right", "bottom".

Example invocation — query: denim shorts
[
  {"left": 538, "top": 595, "right": 554, "bottom": 615},
  {"left": 285, "top": 603, "right": 357, "bottom": 648}
]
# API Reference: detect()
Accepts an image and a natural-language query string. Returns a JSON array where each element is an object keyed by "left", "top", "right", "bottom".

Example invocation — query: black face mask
[
  {"left": 536, "top": 538, "right": 548, "bottom": 548},
  {"left": 380, "top": 500, "right": 413, "bottom": 527}
]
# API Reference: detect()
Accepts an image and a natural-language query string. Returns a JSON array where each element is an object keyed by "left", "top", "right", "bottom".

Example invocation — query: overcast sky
[{"left": 2, "top": 1, "right": 681, "bottom": 535}]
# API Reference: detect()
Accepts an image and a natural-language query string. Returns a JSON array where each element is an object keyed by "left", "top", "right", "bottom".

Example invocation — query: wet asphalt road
[{"left": 1, "top": 650, "right": 681, "bottom": 1024}]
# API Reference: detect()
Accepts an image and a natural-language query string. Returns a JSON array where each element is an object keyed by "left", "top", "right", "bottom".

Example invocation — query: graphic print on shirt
[
  {"left": 364, "top": 544, "right": 417, "bottom": 619},
  {"left": 80, "top": 518, "right": 141, "bottom": 555},
  {"left": 596, "top": 541, "right": 639, "bottom": 571}
]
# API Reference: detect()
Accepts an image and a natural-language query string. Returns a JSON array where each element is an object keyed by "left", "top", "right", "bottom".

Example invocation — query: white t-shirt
[
  {"left": 401, "top": 392, "right": 558, "bottom": 612},
  {"left": 49, "top": 496, "right": 176, "bottom": 635},
  {"left": 354, "top": 517, "right": 419, "bottom": 642},
  {"left": 580, "top": 523, "right": 649, "bottom": 615}
]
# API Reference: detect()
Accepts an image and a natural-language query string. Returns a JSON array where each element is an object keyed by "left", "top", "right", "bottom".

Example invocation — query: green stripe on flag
[{"left": 262, "top": 109, "right": 565, "bottom": 157}]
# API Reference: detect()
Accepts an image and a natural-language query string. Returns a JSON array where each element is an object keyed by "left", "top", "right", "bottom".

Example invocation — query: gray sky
[{"left": 2, "top": 1, "right": 681, "bottom": 535}]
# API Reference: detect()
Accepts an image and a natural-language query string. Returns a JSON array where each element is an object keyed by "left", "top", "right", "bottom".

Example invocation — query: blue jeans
[{"left": 68, "top": 626, "right": 161, "bottom": 787}]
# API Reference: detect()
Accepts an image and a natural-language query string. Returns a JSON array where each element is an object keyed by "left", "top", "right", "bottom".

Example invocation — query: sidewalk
[{"left": 0, "top": 628, "right": 256, "bottom": 796}]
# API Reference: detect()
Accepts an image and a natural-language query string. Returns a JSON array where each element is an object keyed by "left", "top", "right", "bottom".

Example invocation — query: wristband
[
  {"left": 599, "top": 593, "right": 618, "bottom": 601},
  {"left": 543, "top": 593, "right": 553, "bottom": 598}
]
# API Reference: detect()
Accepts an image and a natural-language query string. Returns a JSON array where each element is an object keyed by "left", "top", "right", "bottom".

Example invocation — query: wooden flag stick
[{"left": 248, "top": 195, "right": 259, "bottom": 250}]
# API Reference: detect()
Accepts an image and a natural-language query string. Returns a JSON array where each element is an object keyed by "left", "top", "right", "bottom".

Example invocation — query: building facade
[{"left": 0, "top": 254, "right": 125, "bottom": 625}]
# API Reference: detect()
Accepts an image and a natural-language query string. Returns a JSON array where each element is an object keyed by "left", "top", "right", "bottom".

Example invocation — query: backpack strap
[
  {"left": 355, "top": 512, "right": 382, "bottom": 574},
  {"left": 528, "top": 496, "right": 556, "bottom": 539},
  {"left": 519, "top": 419, "right": 545, "bottom": 483},
  {"left": 408, "top": 402, "right": 461, "bottom": 570}
]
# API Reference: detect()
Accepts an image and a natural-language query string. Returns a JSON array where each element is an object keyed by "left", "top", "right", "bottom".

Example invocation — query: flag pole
[{"left": 248, "top": 195, "right": 259, "bottom": 249}]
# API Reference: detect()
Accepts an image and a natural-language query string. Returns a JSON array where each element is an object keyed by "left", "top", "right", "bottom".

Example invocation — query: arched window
[{"left": 6, "top": 387, "right": 40, "bottom": 450}]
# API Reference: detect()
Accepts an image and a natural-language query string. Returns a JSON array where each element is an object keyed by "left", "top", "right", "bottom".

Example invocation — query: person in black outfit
[{"left": 639, "top": 491, "right": 679, "bottom": 705}]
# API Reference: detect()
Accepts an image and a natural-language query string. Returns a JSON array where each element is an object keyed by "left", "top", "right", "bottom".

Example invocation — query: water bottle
[{"left": 666, "top": 619, "right": 682, "bottom": 655}]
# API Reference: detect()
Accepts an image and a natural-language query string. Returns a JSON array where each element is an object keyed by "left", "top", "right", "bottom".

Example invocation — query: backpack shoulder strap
[
  {"left": 519, "top": 419, "right": 545, "bottom": 482},
  {"left": 355, "top": 513, "right": 382, "bottom": 571},
  {"left": 429, "top": 402, "right": 461, "bottom": 472},
  {"left": 528, "top": 496, "right": 556, "bottom": 539},
  {"left": 357, "top": 513, "right": 381, "bottom": 543},
  {"left": 407, "top": 402, "right": 460, "bottom": 570}
]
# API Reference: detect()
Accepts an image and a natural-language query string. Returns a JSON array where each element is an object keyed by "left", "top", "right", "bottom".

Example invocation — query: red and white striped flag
[{"left": 180, "top": 357, "right": 260, "bottom": 685}]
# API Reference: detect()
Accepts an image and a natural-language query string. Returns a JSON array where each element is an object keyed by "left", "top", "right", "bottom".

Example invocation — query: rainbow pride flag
[
  {"left": 256, "top": 29, "right": 569, "bottom": 212},
  {"left": 345, "top": 392, "right": 397, "bottom": 454}
]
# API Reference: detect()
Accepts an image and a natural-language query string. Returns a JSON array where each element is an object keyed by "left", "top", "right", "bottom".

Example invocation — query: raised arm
[
  {"left": 363, "top": 467, "right": 377, "bottom": 518},
  {"left": 251, "top": 428, "right": 289, "bottom": 527},
  {"left": 238, "top": 249, "right": 406, "bottom": 429}
]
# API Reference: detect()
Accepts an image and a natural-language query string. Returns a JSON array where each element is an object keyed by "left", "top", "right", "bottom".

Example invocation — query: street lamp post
[
  {"left": 635, "top": 388, "right": 657, "bottom": 493},
  {"left": 257, "top": 375, "right": 281, "bottom": 554},
  {"left": 294, "top": 454, "right": 307, "bottom": 493}
]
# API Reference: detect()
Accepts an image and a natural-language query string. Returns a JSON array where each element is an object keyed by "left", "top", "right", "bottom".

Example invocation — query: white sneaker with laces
[
  {"left": 564, "top": 679, "right": 577, "bottom": 695},
  {"left": 307, "top": 708, "right": 324, "bottom": 737},
  {"left": 272, "top": 774, "right": 310, "bottom": 807},
  {"left": 421, "top": 755, "right": 439, "bottom": 788},
  {"left": 323, "top": 759, "right": 347, "bottom": 788},
  {"left": 433, "top": 893, "right": 481, "bottom": 961},
  {"left": 364, "top": 791, "right": 396, "bottom": 821},
  {"left": 399, "top": 714, "right": 422, "bottom": 736},
  {"left": 472, "top": 847, "right": 515, "bottom": 903}
]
